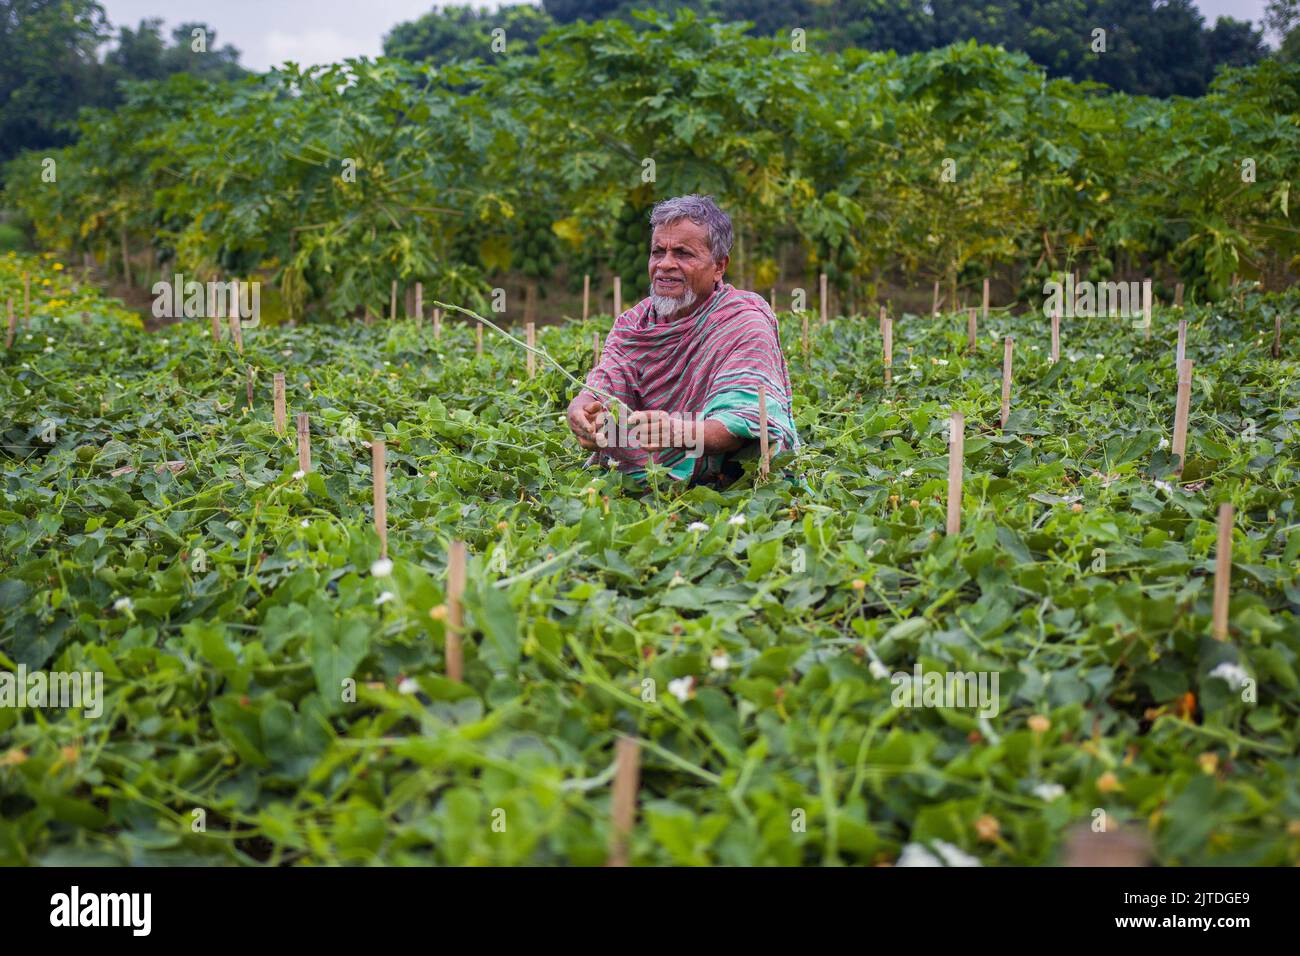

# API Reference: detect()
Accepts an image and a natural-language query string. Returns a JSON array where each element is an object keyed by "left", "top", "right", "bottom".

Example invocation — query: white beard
[{"left": 650, "top": 286, "right": 698, "bottom": 319}]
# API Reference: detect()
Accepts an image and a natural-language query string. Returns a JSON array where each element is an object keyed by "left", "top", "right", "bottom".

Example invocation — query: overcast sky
[{"left": 95, "top": 0, "right": 1275, "bottom": 72}]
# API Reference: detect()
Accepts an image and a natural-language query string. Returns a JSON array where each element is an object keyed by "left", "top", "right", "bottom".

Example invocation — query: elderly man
[{"left": 566, "top": 194, "right": 798, "bottom": 487}]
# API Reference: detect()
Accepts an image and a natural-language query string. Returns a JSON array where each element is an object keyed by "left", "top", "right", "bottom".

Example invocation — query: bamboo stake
[
  {"left": 757, "top": 382, "right": 770, "bottom": 478},
  {"left": 297, "top": 413, "right": 312, "bottom": 473},
  {"left": 613, "top": 275, "right": 622, "bottom": 318},
  {"left": 946, "top": 411, "right": 964, "bottom": 536},
  {"left": 932, "top": 280, "right": 940, "bottom": 317},
  {"left": 273, "top": 372, "right": 286, "bottom": 434},
  {"left": 5, "top": 298, "right": 14, "bottom": 349},
  {"left": 1176, "top": 319, "right": 1187, "bottom": 370},
  {"left": 1171, "top": 359, "right": 1194, "bottom": 473},
  {"left": 801, "top": 306, "right": 810, "bottom": 356},
  {"left": 582, "top": 274, "right": 590, "bottom": 322},
  {"left": 446, "top": 540, "right": 466, "bottom": 683},
  {"left": 819, "top": 272, "right": 828, "bottom": 325},
  {"left": 372, "top": 439, "right": 388, "bottom": 559},
  {"left": 1174, "top": 282, "right": 1184, "bottom": 309},
  {"left": 414, "top": 282, "right": 423, "bottom": 324},
  {"left": 433, "top": 308, "right": 442, "bottom": 341},
  {"left": 526, "top": 321, "right": 536, "bottom": 378},
  {"left": 389, "top": 280, "right": 397, "bottom": 321},
  {"left": 1142, "top": 278, "right": 1152, "bottom": 340},
  {"left": 769, "top": 287, "right": 777, "bottom": 311},
  {"left": 982, "top": 277, "right": 990, "bottom": 319},
  {"left": 967, "top": 308, "right": 977, "bottom": 353},
  {"left": 244, "top": 366, "right": 255, "bottom": 410},
  {"left": 607, "top": 736, "right": 641, "bottom": 867},
  {"left": 883, "top": 315, "right": 893, "bottom": 386},
  {"left": 1273, "top": 315, "right": 1282, "bottom": 359},
  {"left": 1050, "top": 307, "right": 1060, "bottom": 363},
  {"left": 1212, "top": 503, "right": 1233, "bottom": 642},
  {"left": 1000, "top": 336, "right": 1014, "bottom": 429}
]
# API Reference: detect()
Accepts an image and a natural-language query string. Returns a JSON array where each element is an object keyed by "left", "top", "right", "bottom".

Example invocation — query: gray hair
[{"left": 648, "top": 194, "right": 734, "bottom": 262}]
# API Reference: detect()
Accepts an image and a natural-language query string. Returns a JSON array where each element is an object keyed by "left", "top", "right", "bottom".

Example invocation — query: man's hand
[{"left": 567, "top": 396, "right": 605, "bottom": 449}]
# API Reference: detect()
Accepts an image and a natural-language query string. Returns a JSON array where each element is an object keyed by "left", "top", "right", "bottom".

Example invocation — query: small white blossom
[
  {"left": 1095, "top": 353, "right": 1104, "bottom": 360},
  {"left": 1158, "top": 438, "right": 1170, "bottom": 450},
  {"left": 43, "top": 346, "right": 53, "bottom": 353},
  {"left": 1033, "top": 783, "right": 1066, "bottom": 801},
  {"left": 370, "top": 558, "right": 394, "bottom": 577},
  {"left": 688, "top": 521, "right": 709, "bottom": 533},
  {"left": 397, "top": 677, "right": 418, "bottom": 695},
  {"left": 374, "top": 591, "right": 395, "bottom": 606},
  {"left": 897, "top": 840, "right": 981, "bottom": 868},
  {"left": 869, "top": 660, "right": 890, "bottom": 680},
  {"left": 934, "top": 358, "right": 949, "bottom": 366},
  {"left": 710, "top": 651, "right": 730, "bottom": 672},
  {"left": 293, "top": 469, "right": 305, "bottom": 480},
  {"left": 300, "top": 519, "right": 310, "bottom": 528},
  {"left": 1208, "top": 661, "right": 1250, "bottom": 690},
  {"left": 667, "top": 676, "right": 694, "bottom": 703},
  {"left": 728, "top": 514, "right": 746, "bottom": 527},
  {"left": 45, "top": 337, "right": 54, "bottom": 344},
  {"left": 900, "top": 468, "right": 915, "bottom": 478},
  {"left": 113, "top": 597, "right": 133, "bottom": 613},
  {"left": 1153, "top": 480, "right": 1174, "bottom": 494}
]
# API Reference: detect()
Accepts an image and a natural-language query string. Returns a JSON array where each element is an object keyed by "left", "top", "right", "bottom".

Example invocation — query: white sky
[{"left": 95, "top": 1, "right": 1276, "bottom": 72}]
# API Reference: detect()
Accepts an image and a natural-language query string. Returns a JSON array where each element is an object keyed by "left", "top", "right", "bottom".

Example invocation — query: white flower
[
  {"left": 43, "top": 346, "right": 53, "bottom": 353},
  {"left": 688, "top": 521, "right": 709, "bottom": 533},
  {"left": 374, "top": 591, "right": 395, "bottom": 606},
  {"left": 45, "top": 336, "right": 54, "bottom": 344},
  {"left": 869, "top": 660, "right": 890, "bottom": 680},
  {"left": 1030, "top": 344, "right": 1039, "bottom": 350},
  {"left": 667, "top": 676, "right": 694, "bottom": 703},
  {"left": 710, "top": 651, "right": 730, "bottom": 672},
  {"left": 1158, "top": 438, "right": 1170, "bottom": 450},
  {"left": 397, "top": 677, "right": 418, "bottom": 695},
  {"left": 1208, "top": 661, "right": 1250, "bottom": 690},
  {"left": 293, "top": 469, "right": 305, "bottom": 480},
  {"left": 897, "top": 840, "right": 981, "bottom": 868},
  {"left": 1153, "top": 480, "right": 1173, "bottom": 494},
  {"left": 300, "top": 519, "right": 310, "bottom": 528},
  {"left": 370, "top": 558, "right": 393, "bottom": 577},
  {"left": 900, "top": 468, "right": 915, "bottom": 478},
  {"left": 728, "top": 514, "right": 746, "bottom": 527},
  {"left": 1033, "top": 783, "right": 1066, "bottom": 801},
  {"left": 113, "top": 597, "right": 133, "bottom": 613},
  {"left": 1095, "top": 353, "right": 1105, "bottom": 360},
  {"left": 934, "top": 358, "right": 949, "bottom": 366}
]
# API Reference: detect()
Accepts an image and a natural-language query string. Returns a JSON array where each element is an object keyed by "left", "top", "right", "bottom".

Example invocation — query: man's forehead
[{"left": 651, "top": 219, "right": 708, "bottom": 244}]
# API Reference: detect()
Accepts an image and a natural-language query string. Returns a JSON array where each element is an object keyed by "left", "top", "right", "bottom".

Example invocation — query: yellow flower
[
  {"left": 1097, "top": 771, "right": 1122, "bottom": 794},
  {"left": 52, "top": 262, "right": 64, "bottom": 271},
  {"left": 1028, "top": 714, "right": 1050, "bottom": 735}
]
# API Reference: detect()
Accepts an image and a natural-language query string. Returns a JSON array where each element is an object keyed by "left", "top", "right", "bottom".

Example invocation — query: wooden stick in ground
[
  {"left": 582, "top": 274, "right": 590, "bottom": 322},
  {"left": 297, "top": 413, "right": 312, "bottom": 473},
  {"left": 1175, "top": 282, "right": 1184, "bottom": 309},
  {"left": 1143, "top": 278, "right": 1152, "bottom": 340},
  {"left": 883, "top": 315, "right": 893, "bottom": 386},
  {"left": 245, "top": 366, "right": 255, "bottom": 410},
  {"left": 1050, "top": 307, "right": 1060, "bottom": 363},
  {"left": 1000, "top": 336, "right": 1014, "bottom": 429},
  {"left": 5, "top": 298, "right": 14, "bottom": 349},
  {"left": 757, "top": 382, "right": 770, "bottom": 479},
  {"left": 982, "top": 277, "right": 990, "bottom": 319},
  {"left": 273, "top": 372, "right": 286, "bottom": 434},
  {"left": 526, "top": 321, "right": 536, "bottom": 378},
  {"left": 613, "top": 275, "right": 621, "bottom": 318},
  {"left": 967, "top": 308, "right": 977, "bottom": 353},
  {"left": 946, "top": 411, "right": 964, "bottom": 535},
  {"left": 1171, "top": 359, "right": 1194, "bottom": 473},
  {"left": 445, "top": 540, "right": 466, "bottom": 683},
  {"left": 820, "top": 272, "right": 828, "bottom": 325},
  {"left": 433, "top": 308, "right": 442, "bottom": 341},
  {"left": 1176, "top": 319, "right": 1187, "bottom": 370},
  {"left": 932, "top": 279, "right": 940, "bottom": 317},
  {"left": 801, "top": 306, "right": 810, "bottom": 356},
  {"left": 414, "top": 282, "right": 423, "bottom": 325},
  {"left": 372, "top": 439, "right": 388, "bottom": 559},
  {"left": 1273, "top": 316, "right": 1282, "bottom": 359},
  {"left": 770, "top": 287, "right": 777, "bottom": 311},
  {"left": 607, "top": 736, "right": 641, "bottom": 867},
  {"left": 389, "top": 280, "right": 397, "bottom": 321},
  {"left": 1212, "top": 503, "right": 1233, "bottom": 642}
]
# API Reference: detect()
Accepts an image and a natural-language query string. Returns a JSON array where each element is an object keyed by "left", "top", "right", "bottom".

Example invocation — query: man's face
[{"left": 648, "top": 219, "right": 727, "bottom": 313}]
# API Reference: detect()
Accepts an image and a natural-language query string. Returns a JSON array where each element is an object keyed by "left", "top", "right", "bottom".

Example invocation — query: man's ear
[{"left": 715, "top": 255, "right": 729, "bottom": 283}]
